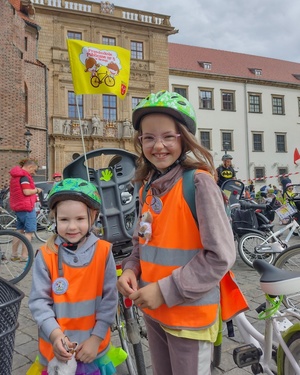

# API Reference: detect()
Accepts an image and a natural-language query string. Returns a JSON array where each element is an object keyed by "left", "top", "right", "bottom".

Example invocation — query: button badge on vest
[{"left": 52, "top": 277, "right": 69, "bottom": 295}]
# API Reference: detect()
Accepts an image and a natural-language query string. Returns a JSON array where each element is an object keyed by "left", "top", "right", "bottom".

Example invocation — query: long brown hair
[{"left": 133, "top": 119, "right": 216, "bottom": 183}]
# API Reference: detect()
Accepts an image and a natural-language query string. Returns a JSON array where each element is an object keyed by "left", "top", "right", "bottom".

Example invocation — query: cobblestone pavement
[{"left": 7, "top": 228, "right": 300, "bottom": 375}]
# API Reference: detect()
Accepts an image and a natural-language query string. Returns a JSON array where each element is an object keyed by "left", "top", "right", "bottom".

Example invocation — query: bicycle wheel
[
  {"left": 34, "top": 212, "right": 55, "bottom": 243},
  {"left": 115, "top": 295, "right": 147, "bottom": 375},
  {"left": 0, "top": 213, "right": 16, "bottom": 233},
  {"left": 238, "top": 233, "right": 276, "bottom": 268},
  {"left": 274, "top": 245, "right": 300, "bottom": 309},
  {"left": 104, "top": 75, "right": 115, "bottom": 87},
  {"left": 91, "top": 76, "right": 100, "bottom": 87},
  {"left": 282, "top": 331, "right": 300, "bottom": 374},
  {"left": 0, "top": 230, "right": 34, "bottom": 284}
]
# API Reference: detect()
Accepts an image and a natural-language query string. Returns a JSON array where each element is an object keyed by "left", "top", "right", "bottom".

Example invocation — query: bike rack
[{"left": 63, "top": 148, "right": 139, "bottom": 251}]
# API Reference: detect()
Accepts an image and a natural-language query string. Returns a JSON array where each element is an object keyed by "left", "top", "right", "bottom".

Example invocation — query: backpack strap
[{"left": 182, "top": 170, "right": 197, "bottom": 224}]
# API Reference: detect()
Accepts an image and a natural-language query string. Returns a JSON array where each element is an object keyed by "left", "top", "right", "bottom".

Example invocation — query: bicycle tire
[
  {"left": 34, "top": 210, "right": 55, "bottom": 243},
  {"left": 0, "top": 213, "right": 17, "bottom": 233},
  {"left": 282, "top": 331, "right": 300, "bottom": 374},
  {"left": 238, "top": 232, "right": 276, "bottom": 268},
  {"left": 274, "top": 245, "right": 300, "bottom": 309},
  {"left": 0, "top": 230, "right": 34, "bottom": 284},
  {"left": 115, "top": 296, "right": 147, "bottom": 375},
  {"left": 91, "top": 76, "right": 100, "bottom": 87},
  {"left": 104, "top": 75, "right": 115, "bottom": 87}
]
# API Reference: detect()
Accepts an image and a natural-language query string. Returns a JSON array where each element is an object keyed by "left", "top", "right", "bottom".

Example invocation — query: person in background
[
  {"left": 280, "top": 175, "right": 292, "bottom": 192},
  {"left": 117, "top": 91, "right": 243, "bottom": 375},
  {"left": 52, "top": 172, "right": 62, "bottom": 184},
  {"left": 216, "top": 154, "right": 236, "bottom": 187},
  {"left": 28, "top": 178, "right": 117, "bottom": 374},
  {"left": 9, "top": 159, "right": 42, "bottom": 261}
]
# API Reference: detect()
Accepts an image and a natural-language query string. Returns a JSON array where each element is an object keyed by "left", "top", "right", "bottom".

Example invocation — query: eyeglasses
[{"left": 138, "top": 133, "right": 181, "bottom": 148}]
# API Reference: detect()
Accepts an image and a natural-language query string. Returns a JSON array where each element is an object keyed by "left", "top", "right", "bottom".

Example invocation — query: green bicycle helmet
[
  {"left": 132, "top": 90, "right": 197, "bottom": 135},
  {"left": 48, "top": 178, "right": 101, "bottom": 210}
]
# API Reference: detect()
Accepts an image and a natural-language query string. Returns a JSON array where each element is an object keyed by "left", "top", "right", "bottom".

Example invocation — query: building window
[
  {"left": 131, "top": 41, "right": 143, "bottom": 59},
  {"left": 199, "top": 88, "right": 213, "bottom": 109},
  {"left": 272, "top": 95, "right": 284, "bottom": 115},
  {"left": 68, "top": 91, "right": 83, "bottom": 118},
  {"left": 173, "top": 86, "right": 188, "bottom": 98},
  {"left": 200, "top": 130, "right": 211, "bottom": 150},
  {"left": 221, "top": 132, "right": 233, "bottom": 152},
  {"left": 24, "top": 83, "right": 28, "bottom": 124},
  {"left": 102, "top": 36, "right": 116, "bottom": 46},
  {"left": 298, "top": 98, "right": 300, "bottom": 116},
  {"left": 276, "top": 133, "right": 287, "bottom": 152},
  {"left": 254, "top": 167, "right": 265, "bottom": 182},
  {"left": 132, "top": 97, "right": 143, "bottom": 110},
  {"left": 221, "top": 90, "right": 235, "bottom": 111},
  {"left": 67, "top": 31, "right": 82, "bottom": 40},
  {"left": 252, "top": 132, "right": 263, "bottom": 151},
  {"left": 103, "top": 95, "right": 117, "bottom": 121},
  {"left": 249, "top": 93, "right": 262, "bottom": 113}
]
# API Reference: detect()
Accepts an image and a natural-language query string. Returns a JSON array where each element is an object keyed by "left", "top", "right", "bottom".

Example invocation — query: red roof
[{"left": 169, "top": 43, "right": 300, "bottom": 85}]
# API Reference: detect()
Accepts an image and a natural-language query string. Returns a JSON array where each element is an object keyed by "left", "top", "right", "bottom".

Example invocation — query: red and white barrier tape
[{"left": 242, "top": 172, "right": 300, "bottom": 182}]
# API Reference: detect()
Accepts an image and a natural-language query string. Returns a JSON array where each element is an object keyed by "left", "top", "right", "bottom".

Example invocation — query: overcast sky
[{"left": 111, "top": 0, "right": 300, "bottom": 63}]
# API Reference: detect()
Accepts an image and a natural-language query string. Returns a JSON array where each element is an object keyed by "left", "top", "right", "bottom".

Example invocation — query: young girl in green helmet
[
  {"left": 28, "top": 178, "right": 117, "bottom": 375},
  {"left": 117, "top": 91, "right": 238, "bottom": 375}
]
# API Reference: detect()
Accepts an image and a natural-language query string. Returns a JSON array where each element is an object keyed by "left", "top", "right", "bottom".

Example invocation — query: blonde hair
[{"left": 133, "top": 119, "right": 215, "bottom": 183}]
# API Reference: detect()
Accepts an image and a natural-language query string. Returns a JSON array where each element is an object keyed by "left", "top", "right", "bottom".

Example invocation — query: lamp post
[{"left": 24, "top": 129, "right": 32, "bottom": 157}]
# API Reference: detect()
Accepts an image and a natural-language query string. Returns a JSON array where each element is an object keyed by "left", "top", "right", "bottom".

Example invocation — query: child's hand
[
  {"left": 129, "top": 282, "right": 165, "bottom": 310},
  {"left": 117, "top": 269, "right": 138, "bottom": 296},
  {"left": 50, "top": 330, "right": 73, "bottom": 362},
  {"left": 76, "top": 335, "right": 102, "bottom": 363}
]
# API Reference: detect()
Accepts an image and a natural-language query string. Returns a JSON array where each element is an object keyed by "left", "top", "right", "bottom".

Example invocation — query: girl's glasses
[{"left": 138, "top": 134, "right": 181, "bottom": 148}]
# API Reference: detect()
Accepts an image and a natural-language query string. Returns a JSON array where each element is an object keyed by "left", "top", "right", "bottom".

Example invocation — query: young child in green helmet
[
  {"left": 28, "top": 178, "right": 117, "bottom": 375},
  {"left": 117, "top": 91, "right": 241, "bottom": 375}
]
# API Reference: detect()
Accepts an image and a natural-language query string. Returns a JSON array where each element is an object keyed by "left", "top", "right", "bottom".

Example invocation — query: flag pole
[{"left": 75, "top": 95, "right": 90, "bottom": 181}]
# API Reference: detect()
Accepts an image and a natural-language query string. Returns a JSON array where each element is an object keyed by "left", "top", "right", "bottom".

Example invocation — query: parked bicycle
[
  {"left": 231, "top": 259, "right": 300, "bottom": 374},
  {"left": 0, "top": 229, "right": 34, "bottom": 284},
  {"left": 0, "top": 206, "right": 55, "bottom": 243},
  {"left": 238, "top": 206, "right": 300, "bottom": 268}
]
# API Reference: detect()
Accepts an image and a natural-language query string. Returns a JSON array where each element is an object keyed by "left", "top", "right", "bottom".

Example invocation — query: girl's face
[
  {"left": 140, "top": 114, "right": 182, "bottom": 173},
  {"left": 56, "top": 200, "right": 90, "bottom": 243}
]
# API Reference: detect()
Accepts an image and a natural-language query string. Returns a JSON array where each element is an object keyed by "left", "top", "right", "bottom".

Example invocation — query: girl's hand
[
  {"left": 75, "top": 335, "right": 102, "bottom": 363},
  {"left": 117, "top": 269, "right": 138, "bottom": 296},
  {"left": 129, "top": 282, "right": 165, "bottom": 310}
]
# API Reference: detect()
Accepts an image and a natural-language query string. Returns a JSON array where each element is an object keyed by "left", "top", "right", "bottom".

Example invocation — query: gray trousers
[{"left": 144, "top": 315, "right": 212, "bottom": 375}]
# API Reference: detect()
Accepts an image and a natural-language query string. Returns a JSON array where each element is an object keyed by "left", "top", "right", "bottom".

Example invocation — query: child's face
[
  {"left": 140, "top": 114, "right": 182, "bottom": 173},
  {"left": 56, "top": 200, "right": 90, "bottom": 243}
]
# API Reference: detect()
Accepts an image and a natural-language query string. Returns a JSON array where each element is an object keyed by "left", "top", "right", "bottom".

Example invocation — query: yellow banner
[{"left": 67, "top": 39, "right": 130, "bottom": 99}]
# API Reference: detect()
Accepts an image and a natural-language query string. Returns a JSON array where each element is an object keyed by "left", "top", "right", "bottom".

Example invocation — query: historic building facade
[
  {"left": 0, "top": 0, "right": 47, "bottom": 185},
  {"left": 31, "top": 0, "right": 176, "bottom": 175}
]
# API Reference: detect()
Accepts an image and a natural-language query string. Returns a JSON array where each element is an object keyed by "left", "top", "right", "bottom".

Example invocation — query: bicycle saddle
[{"left": 253, "top": 259, "right": 300, "bottom": 296}]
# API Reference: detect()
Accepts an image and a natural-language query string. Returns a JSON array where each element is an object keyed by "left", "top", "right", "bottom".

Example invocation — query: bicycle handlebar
[{"left": 239, "top": 200, "right": 269, "bottom": 211}]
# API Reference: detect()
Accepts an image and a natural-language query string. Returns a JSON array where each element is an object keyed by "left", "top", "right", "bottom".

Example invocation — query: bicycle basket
[{"left": 0, "top": 277, "right": 24, "bottom": 375}]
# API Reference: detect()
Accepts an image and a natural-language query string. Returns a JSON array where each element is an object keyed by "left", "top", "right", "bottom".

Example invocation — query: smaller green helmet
[
  {"left": 132, "top": 90, "right": 197, "bottom": 135},
  {"left": 48, "top": 178, "right": 101, "bottom": 210}
]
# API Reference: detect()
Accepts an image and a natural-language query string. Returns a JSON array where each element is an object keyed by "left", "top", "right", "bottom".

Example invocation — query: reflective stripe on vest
[
  {"left": 139, "top": 176, "right": 219, "bottom": 330},
  {"left": 38, "top": 241, "right": 111, "bottom": 363}
]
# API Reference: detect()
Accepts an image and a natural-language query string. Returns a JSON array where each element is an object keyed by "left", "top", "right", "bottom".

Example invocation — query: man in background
[
  {"left": 9, "top": 159, "right": 42, "bottom": 261},
  {"left": 216, "top": 154, "right": 236, "bottom": 188}
]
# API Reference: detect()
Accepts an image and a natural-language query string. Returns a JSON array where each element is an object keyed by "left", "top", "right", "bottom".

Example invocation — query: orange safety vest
[
  {"left": 139, "top": 173, "right": 248, "bottom": 329},
  {"left": 38, "top": 241, "right": 112, "bottom": 364},
  {"left": 139, "top": 177, "right": 220, "bottom": 330}
]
